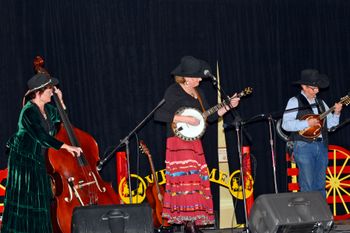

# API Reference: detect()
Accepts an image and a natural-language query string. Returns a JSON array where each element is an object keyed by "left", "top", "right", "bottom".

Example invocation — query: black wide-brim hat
[
  {"left": 293, "top": 69, "right": 329, "bottom": 88},
  {"left": 26, "top": 73, "right": 59, "bottom": 95},
  {"left": 171, "top": 56, "right": 211, "bottom": 78}
]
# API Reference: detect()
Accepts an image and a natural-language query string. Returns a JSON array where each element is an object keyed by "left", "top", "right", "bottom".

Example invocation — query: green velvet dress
[{"left": 1, "top": 101, "right": 63, "bottom": 233}]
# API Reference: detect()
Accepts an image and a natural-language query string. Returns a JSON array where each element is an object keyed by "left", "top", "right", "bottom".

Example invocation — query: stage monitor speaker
[
  {"left": 71, "top": 203, "right": 153, "bottom": 233},
  {"left": 248, "top": 192, "right": 333, "bottom": 233}
]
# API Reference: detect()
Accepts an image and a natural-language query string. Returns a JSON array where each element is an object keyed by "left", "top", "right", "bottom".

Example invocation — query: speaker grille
[
  {"left": 71, "top": 203, "right": 153, "bottom": 233},
  {"left": 249, "top": 192, "right": 333, "bottom": 233}
]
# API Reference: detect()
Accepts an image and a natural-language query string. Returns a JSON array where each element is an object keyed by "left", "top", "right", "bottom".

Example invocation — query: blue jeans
[{"left": 293, "top": 140, "right": 328, "bottom": 198}]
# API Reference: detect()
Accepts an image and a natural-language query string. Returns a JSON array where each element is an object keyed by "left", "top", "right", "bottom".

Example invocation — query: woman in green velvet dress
[{"left": 1, "top": 73, "right": 82, "bottom": 233}]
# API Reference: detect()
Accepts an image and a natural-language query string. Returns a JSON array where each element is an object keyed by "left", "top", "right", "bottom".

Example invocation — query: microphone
[
  {"left": 97, "top": 159, "right": 105, "bottom": 171},
  {"left": 244, "top": 114, "right": 267, "bottom": 125},
  {"left": 223, "top": 114, "right": 267, "bottom": 129},
  {"left": 203, "top": 70, "right": 217, "bottom": 83},
  {"left": 329, "top": 118, "right": 350, "bottom": 132},
  {"left": 329, "top": 126, "right": 336, "bottom": 133}
]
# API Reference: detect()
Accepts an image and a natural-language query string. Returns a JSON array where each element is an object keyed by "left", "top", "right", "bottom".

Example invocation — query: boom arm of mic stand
[
  {"left": 97, "top": 98, "right": 165, "bottom": 171},
  {"left": 97, "top": 146, "right": 118, "bottom": 171},
  {"left": 329, "top": 118, "right": 350, "bottom": 132},
  {"left": 97, "top": 98, "right": 165, "bottom": 204},
  {"left": 96, "top": 136, "right": 127, "bottom": 171}
]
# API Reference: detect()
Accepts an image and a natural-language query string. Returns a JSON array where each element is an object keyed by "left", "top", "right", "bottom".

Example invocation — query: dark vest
[{"left": 290, "top": 93, "right": 328, "bottom": 146}]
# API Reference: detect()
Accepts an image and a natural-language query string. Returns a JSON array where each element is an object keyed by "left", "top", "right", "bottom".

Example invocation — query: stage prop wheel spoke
[{"left": 326, "top": 145, "right": 350, "bottom": 220}]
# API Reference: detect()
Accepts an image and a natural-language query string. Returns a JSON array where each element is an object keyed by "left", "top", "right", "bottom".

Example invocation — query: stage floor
[
  {"left": 190, "top": 219, "right": 350, "bottom": 233},
  {"left": 202, "top": 224, "right": 350, "bottom": 233},
  {"left": 201, "top": 226, "right": 350, "bottom": 233}
]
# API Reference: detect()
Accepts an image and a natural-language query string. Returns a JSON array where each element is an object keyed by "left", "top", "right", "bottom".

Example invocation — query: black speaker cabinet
[
  {"left": 248, "top": 192, "right": 333, "bottom": 233},
  {"left": 71, "top": 203, "right": 153, "bottom": 233}
]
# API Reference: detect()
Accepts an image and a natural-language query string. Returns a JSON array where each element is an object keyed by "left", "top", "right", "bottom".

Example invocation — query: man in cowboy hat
[{"left": 282, "top": 69, "right": 343, "bottom": 197}]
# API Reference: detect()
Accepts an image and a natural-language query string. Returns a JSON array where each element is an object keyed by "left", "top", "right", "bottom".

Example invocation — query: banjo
[{"left": 172, "top": 87, "right": 253, "bottom": 141}]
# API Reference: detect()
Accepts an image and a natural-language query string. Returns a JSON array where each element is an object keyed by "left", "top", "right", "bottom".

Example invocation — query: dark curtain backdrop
[{"left": 1, "top": 0, "right": 350, "bottom": 225}]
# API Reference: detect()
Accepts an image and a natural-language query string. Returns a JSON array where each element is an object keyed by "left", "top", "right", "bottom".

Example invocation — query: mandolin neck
[
  {"left": 319, "top": 93, "right": 350, "bottom": 119},
  {"left": 319, "top": 105, "right": 335, "bottom": 120}
]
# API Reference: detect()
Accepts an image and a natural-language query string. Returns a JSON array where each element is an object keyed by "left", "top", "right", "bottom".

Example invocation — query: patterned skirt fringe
[{"left": 162, "top": 137, "right": 215, "bottom": 226}]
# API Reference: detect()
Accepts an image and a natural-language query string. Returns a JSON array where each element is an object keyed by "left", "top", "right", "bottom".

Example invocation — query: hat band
[{"left": 28, "top": 79, "right": 53, "bottom": 93}]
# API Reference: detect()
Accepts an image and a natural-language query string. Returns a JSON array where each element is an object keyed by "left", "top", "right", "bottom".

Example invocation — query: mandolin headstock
[{"left": 340, "top": 93, "right": 350, "bottom": 106}]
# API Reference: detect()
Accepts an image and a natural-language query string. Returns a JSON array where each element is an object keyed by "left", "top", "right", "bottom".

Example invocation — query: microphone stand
[
  {"left": 226, "top": 113, "right": 279, "bottom": 194},
  {"left": 97, "top": 99, "right": 165, "bottom": 204},
  {"left": 267, "top": 115, "right": 278, "bottom": 193},
  {"left": 209, "top": 76, "right": 250, "bottom": 233},
  {"left": 234, "top": 117, "right": 250, "bottom": 233}
]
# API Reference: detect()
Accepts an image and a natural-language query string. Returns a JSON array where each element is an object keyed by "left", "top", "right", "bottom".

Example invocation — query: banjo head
[{"left": 172, "top": 107, "right": 206, "bottom": 141}]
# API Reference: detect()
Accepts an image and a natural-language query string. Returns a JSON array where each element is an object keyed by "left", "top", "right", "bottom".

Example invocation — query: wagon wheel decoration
[
  {"left": 326, "top": 145, "right": 350, "bottom": 220},
  {"left": 0, "top": 168, "right": 8, "bottom": 216}
]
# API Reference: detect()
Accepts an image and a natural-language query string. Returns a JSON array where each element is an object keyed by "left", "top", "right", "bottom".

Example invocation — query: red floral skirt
[{"left": 162, "top": 137, "right": 215, "bottom": 226}]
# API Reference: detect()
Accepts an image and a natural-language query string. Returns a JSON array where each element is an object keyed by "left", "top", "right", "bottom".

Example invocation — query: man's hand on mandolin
[
  {"left": 307, "top": 117, "right": 321, "bottom": 128},
  {"left": 334, "top": 102, "right": 343, "bottom": 115}
]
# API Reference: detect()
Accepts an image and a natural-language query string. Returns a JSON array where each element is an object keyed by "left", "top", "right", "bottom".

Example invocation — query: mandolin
[
  {"left": 172, "top": 87, "right": 253, "bottom": 141},
  {"left": 298, "top": 93, "right": 350, "bottom": 139},
  {"left": 139, "top": 140, "right": 170, "bottom": 228}
]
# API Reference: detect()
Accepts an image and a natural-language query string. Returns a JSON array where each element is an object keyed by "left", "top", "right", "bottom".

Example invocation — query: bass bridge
[{"left": 64, "top": 171, "right": 107, "bottom": 205}]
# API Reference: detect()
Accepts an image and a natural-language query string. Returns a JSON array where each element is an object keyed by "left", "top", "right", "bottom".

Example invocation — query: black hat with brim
[
  {"left": 293, "top": 69, "right": 329, "bottom": 89},
  {"left": 171, "top": 56, "right": 211, "bottom": 78},
  {"left": 26, "top": 73, "right": 59, "bottom": 95}
]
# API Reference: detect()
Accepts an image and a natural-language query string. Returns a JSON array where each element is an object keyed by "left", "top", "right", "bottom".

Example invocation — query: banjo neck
[
  {"left": 203, "top": 98, "right": 230, "bottom": 118},
  {"left": 203, "top": 87, "right": 252, "bottom": 118}
]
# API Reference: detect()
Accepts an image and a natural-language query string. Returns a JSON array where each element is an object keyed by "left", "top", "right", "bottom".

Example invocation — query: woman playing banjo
[{"left": 154, "top": 56, "right": 240, "bottom": 233}]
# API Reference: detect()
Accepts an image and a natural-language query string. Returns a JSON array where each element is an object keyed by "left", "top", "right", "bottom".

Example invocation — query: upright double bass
[{"left": 33, "top": 56, "right": 119, "bottom": 233}]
